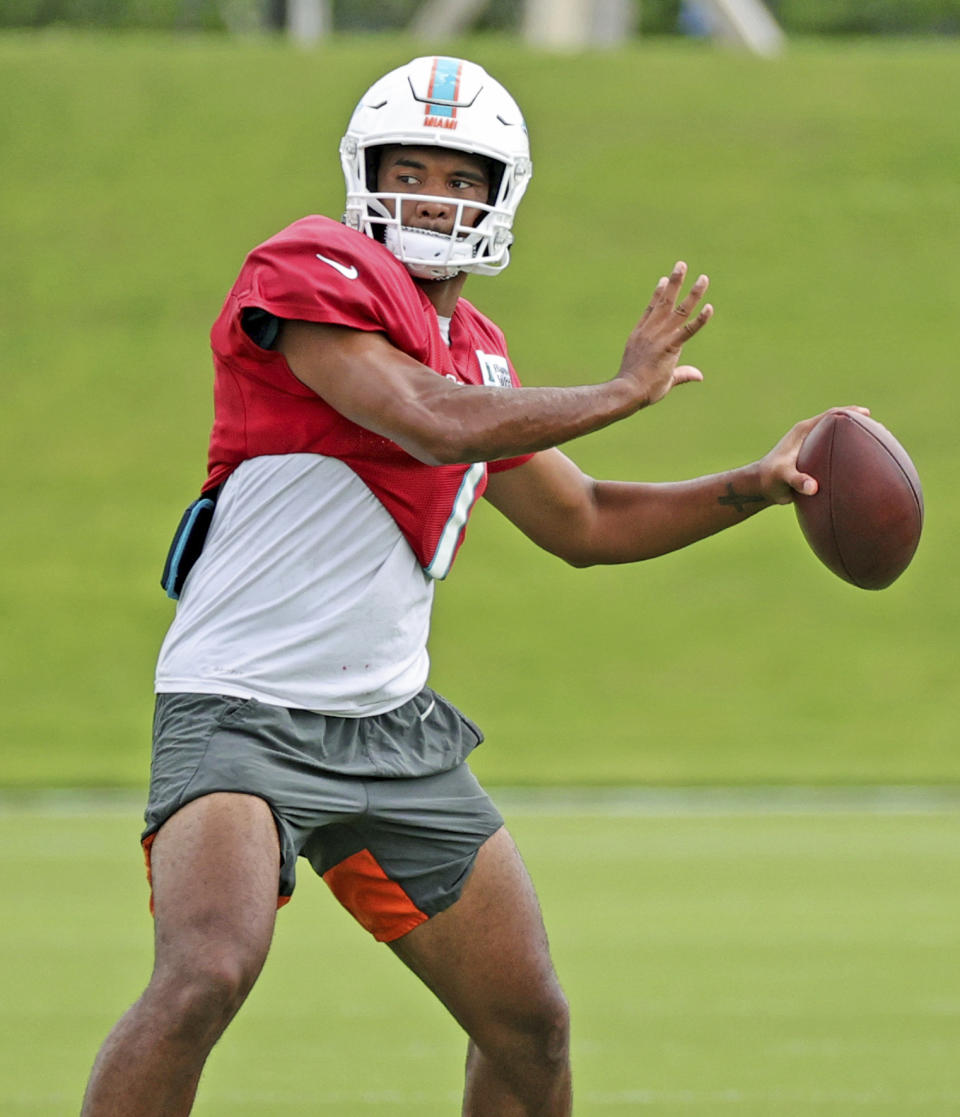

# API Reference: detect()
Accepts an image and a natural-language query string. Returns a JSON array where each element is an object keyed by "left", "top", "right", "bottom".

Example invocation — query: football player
[{"left": 81, "top": 56, "right": 845, "bottom": 1117}]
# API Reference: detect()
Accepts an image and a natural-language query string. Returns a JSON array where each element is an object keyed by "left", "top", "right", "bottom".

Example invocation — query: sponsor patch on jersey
[{"left": 476, "top": 350, "right": 512, "bottom": 388}]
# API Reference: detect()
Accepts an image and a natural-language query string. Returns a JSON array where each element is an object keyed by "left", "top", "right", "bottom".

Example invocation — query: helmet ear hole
[
  {"left": 365, "top": 146, "right": 385, "bottom": 191},
  {"left": 485, "top": 158, "right": 505, "bottom": 206},
  {"left": 364, "top": 146, "right": 388, "bottom": 242}
]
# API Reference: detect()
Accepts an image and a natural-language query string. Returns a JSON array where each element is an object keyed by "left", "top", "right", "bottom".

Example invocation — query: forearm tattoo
[{"left": 718, "top": 483, "right": 767, "bottom": 515}]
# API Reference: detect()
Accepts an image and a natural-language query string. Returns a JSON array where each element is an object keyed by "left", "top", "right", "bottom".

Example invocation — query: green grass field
[
  {"left": 1, "top": 32, "right": 958, "bottom": 788},
  {"left": 3, "top": 795, "right": 960, "bottom": 1114}
]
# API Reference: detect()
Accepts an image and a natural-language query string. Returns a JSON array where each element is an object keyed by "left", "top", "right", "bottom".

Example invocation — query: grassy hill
[{"left": 1, "top": 32, "right": 957, "bottom": 787}]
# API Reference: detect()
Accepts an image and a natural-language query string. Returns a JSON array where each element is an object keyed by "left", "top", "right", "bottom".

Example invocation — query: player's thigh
[
  {"left": 389, "top": 826, "right": 567, "bottom": 1038},
  {"left": 149, "top": 792, "right": 281, "bottom": 984}
]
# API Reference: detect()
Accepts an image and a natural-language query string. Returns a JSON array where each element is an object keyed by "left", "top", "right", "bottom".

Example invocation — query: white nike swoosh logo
[
  {"left": 315, "top": 252, "right": 359, "bottom": 280},
  {"left": 418, "top": 698, "right": 436, "bottom": 722}
]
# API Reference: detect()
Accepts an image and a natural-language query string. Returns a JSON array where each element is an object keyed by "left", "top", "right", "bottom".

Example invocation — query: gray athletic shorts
[{"left": 143, "top": 689, "right": 504, "bottom": 942}]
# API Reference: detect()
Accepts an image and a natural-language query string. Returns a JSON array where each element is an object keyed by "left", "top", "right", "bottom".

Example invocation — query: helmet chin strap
[{"left": 384, "top": 225, "right": 475, "bottom": 281}]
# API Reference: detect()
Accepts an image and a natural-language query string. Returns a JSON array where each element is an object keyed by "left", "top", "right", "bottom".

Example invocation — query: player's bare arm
[
  {"left": 277, "top": 263, "right": 711, "bottom": 467},
  {"left": 483, "top": 408, "right": 867, "bottom": 568}
]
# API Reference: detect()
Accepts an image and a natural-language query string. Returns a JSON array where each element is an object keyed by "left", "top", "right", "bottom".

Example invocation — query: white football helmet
[{"left": 340, "top": 56, "right": 532, "bottom": 279}]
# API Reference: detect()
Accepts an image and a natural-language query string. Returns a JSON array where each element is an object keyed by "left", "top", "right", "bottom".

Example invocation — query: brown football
[{"left": 795, "top": 410, "right": 923, "bottom": 590}]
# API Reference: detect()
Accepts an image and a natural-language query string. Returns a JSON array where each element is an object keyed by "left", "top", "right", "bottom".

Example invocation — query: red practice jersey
[{"left": 206, "top": 216, "right": 532, "bottom": 579}]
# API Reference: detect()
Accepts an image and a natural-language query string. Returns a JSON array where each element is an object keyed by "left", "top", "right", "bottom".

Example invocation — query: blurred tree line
[{"left": 3, "top": 0, "right": 959, "bottom": 35}]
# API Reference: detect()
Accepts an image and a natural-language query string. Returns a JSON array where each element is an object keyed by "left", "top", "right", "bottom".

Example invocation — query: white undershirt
[{"left": 155, "top": 455, "right": 434, "bottom": 715}]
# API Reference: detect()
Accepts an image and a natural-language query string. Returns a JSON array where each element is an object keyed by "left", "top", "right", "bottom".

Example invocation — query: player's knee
[
  {"left": 149, "top": 951, "right": 259, "bottom": 1044},
  {"left": 531, "top": 990, "right": 570, "bottom": 1070},
  {"left": 494, "top": 987, "right": 570, "bottom": 1073}
]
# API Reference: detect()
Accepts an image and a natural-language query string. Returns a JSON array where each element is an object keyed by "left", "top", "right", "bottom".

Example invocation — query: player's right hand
[{"left": 615, "top": 262, "right": 712, "bottom": 408}]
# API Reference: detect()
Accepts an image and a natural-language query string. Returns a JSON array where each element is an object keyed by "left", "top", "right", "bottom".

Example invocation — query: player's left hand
[{"left": 757, "top": 407, "right": 871, "bottom": 504}]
